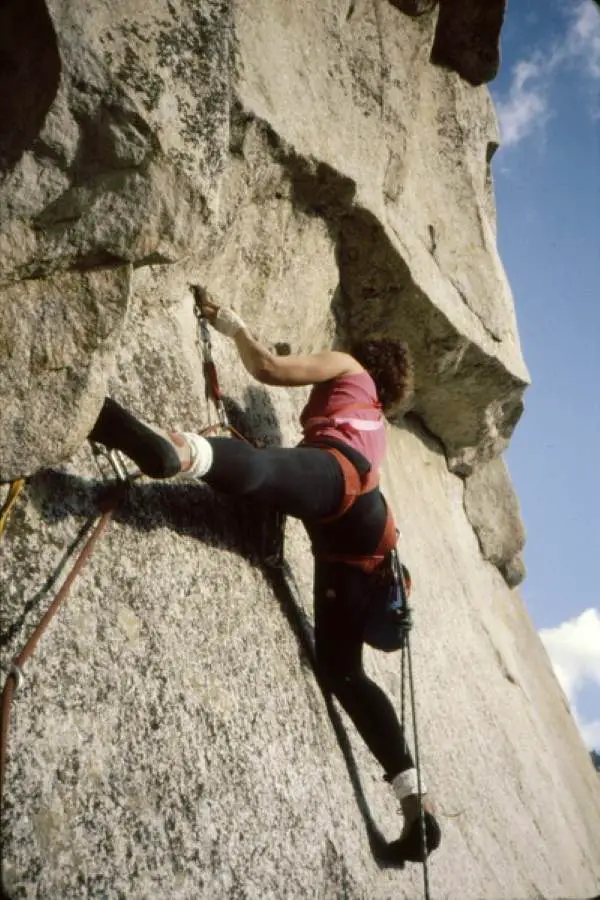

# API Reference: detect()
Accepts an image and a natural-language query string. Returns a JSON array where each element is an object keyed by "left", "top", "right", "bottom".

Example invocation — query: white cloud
[
  {"left": 539, "top": 607, "right": 600, "bottom": 749},
  {"left": 495, "top": 58, "right": 549, "bottom": 146},
  {"left": 495, "top": 1, "right": 600, "bottom": 148},
  {"left": 566, "top": 0, "right": 600, "bottom": 79}
]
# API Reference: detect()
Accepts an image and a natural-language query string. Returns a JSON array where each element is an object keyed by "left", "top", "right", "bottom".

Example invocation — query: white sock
[
  {"left": 391, "top": 768, "right": 427, "bottom": 801},
  {"left": 180, "top": 432, "right": 213, "bottom": 479}
]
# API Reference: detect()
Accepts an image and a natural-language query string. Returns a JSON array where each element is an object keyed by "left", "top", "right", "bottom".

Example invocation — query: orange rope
[{"left": 0, "top": 480, "right": 25, "bottom": 540}]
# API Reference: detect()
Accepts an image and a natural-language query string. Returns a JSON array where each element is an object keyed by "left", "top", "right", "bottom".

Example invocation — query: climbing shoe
[
  {"left": 387, "top": 811, "right": 441, "bottom": 864},
  {"left": 89, "top": 398, "right": 182, "bottom": 479}
]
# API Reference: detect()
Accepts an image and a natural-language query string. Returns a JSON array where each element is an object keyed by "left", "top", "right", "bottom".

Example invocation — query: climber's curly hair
[{"left": 350, "top": 338, "right": 414, "bottom": 415}]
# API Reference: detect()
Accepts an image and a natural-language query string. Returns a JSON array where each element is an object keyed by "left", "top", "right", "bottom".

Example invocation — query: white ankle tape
[
  {"left": 392, "top": 769, "right": 427, "bottom": 801},
  {"left": 180, "top": 432, "right": 213, "bottom": 479}
]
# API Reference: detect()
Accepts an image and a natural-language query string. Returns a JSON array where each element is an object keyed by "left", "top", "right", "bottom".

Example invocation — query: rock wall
[{"left": 1, "top": 2, "right": 599, "bottom": 898}]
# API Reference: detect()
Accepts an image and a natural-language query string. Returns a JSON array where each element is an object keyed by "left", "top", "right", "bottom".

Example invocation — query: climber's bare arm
[
  {"left": 198, "top": 294, "right": 363, "bottom": 386},
  {"left": 235, "top": 329, "right": 363, "bottom": 386}
]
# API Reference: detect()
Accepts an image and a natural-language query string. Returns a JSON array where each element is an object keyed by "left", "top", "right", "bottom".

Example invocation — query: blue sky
[{"left": 489, "top": 0, "right": 600, "bottom": 749}]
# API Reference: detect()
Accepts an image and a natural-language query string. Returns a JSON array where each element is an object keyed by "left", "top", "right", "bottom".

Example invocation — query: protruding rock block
[
  {"left": 0, "top": 266, "right": 131, "bottom": 481},
  {"left": 431, "top": 0, "right": 506, "bottom": 86},
  {"left": 463, "top": 456, "right": 526, "bottom": 586}
]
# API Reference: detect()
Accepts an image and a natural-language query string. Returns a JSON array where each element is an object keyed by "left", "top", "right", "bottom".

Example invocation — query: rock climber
[{"left": 88, "top": 288, "right": 441, "bottom": 863}]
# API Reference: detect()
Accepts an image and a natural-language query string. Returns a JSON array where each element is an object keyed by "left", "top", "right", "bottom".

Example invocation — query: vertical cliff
[{"left": 1, "top": 1, "right": 599, "bottom": 898}]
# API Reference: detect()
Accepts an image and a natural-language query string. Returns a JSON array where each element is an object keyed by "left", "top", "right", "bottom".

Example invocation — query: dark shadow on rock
[
  {"left": 264, "top": 563, "right": 405, "bottom": 870},
  {"left": 430, "top": 0, "right": 505, "bottom": 86},
  {"left": 0, "top": 0, "right": 61, "bottom": 176},
  {"left": 25, "top": 468, "right": 258, "bottom": 562},
  {"left": 221, "top": 387, "right": 285, "bottom": 450},
  {"left": 386, "top": 0, "right": 437, "bottom": 15}
]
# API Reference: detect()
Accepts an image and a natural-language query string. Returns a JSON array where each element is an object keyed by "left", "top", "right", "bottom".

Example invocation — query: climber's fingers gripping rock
[{"left": 190, "top": 285, "right": 245, "bottom": 339}]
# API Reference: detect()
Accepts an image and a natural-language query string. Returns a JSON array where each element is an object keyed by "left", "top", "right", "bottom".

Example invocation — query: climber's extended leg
[
  {"left": 88, "top": 399, "right": 344, "bottom": 520},
  {"left": 89, "top": 398, "right": 181, "bottom": 478}
]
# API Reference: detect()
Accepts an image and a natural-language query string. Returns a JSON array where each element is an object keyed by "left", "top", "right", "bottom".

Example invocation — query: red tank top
[{"left": 299, "top": 371, "right": 386, "bottom": 469}]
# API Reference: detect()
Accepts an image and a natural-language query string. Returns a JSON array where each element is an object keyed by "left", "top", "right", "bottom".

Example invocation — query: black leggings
[
  {"left": 204, "top": 438, "right": 413, "bottom": 778},
  {"left": 313, "top": 560, "right": 413, "bottom": 777},
  {"left": 203, "top": 438, "right": 344, "bottom": 519}
]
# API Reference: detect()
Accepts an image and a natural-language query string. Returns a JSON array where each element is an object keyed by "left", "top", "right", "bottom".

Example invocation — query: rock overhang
[{"left": 0, "top": 0, "right": 526, "bottom": 478}]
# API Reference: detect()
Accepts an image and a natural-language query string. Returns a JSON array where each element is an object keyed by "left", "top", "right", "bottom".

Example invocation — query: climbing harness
[
  {"left": 315, "top": 444, "right": 380, "bottom": 522},
  {"left": 307, "top": 443, "right": 397, "bottom": 573},
  {"left": 0, "top": 449, "right": 129, "bottom": 900}
]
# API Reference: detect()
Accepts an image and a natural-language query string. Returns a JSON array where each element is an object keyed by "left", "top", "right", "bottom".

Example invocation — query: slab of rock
[{"left": 233, "top": 0, "right": 529, "bottom": 471}]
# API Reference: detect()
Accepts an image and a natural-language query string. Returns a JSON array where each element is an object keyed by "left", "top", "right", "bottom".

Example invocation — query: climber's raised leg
[{"left": 89, "top": 397, "right": 344, "bottom": 520}]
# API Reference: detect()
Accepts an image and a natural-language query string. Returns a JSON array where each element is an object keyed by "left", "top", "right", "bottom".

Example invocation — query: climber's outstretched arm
[
  {"left": 234, "top": 328, "right": 362, "bottom": 386},
  {"left": 196, "top": 290, "right": 362, "bottom": 387}
]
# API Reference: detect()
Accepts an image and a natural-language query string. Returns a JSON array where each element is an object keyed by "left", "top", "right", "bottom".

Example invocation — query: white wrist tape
[
  {"left": 391, "top": 768, "right": 427, "bottom": 800},
  {"left": 180, "top": 433, "right": 214, "bottom": 479},
  {"left": 213, "top": 307, "right": 246, "bottom": 338}
]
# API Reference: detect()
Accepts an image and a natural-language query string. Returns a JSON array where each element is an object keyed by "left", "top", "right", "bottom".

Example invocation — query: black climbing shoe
[
  {"left": 89, "top": 398, "right": 182, "bottom": 479},
  {"left": 387, "top": 811, "right": 441, "bottom": 864}
]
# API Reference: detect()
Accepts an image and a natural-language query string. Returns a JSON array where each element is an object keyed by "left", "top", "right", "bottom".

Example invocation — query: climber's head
[{"left": 350, "top": 338, "right": 414, "bottom": 415}]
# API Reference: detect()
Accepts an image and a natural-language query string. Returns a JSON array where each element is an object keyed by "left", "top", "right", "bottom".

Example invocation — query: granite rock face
[{"left": 1, "top": 2, "right": 599, "bottom": 899}]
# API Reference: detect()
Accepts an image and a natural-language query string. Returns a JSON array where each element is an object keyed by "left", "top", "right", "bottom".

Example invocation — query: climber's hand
[
  {"left": 191, "top": 285, "right": 213, "bottom": 319},
  {"left": 200, "top": 296, "right": 220, "bottom": 324},
  {"left": 191, "top": 287, "right": 246, "bottom": 338},
  {"left": 211, "top": 305, "right": 246, "bottom": 338}
]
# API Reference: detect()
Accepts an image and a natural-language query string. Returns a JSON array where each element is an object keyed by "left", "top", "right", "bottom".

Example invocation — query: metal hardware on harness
[
  {"left": 89, "top": 442, "right": 131, "bottom": 483},
  {"left": 391, "top": 549, "right": 413, "bottom": 647},
  {"left": 8, "top": 664, "right": 24, "bottom": 694}
]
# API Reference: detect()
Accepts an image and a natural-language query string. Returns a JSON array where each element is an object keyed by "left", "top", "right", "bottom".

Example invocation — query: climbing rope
[
  {"left": 0, "top": 450, "right": 129, "bottom": 900},
  {"left": 0, "top": 480, "right": 25, "bottom": 539},
  {"left": 397, "top": 557, "right": 431, "bottom": 900}
]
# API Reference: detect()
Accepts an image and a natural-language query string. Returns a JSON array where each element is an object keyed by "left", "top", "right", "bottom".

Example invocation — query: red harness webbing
[{"left": 312, "top": 445, "right": 397, "bottom": 574}]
